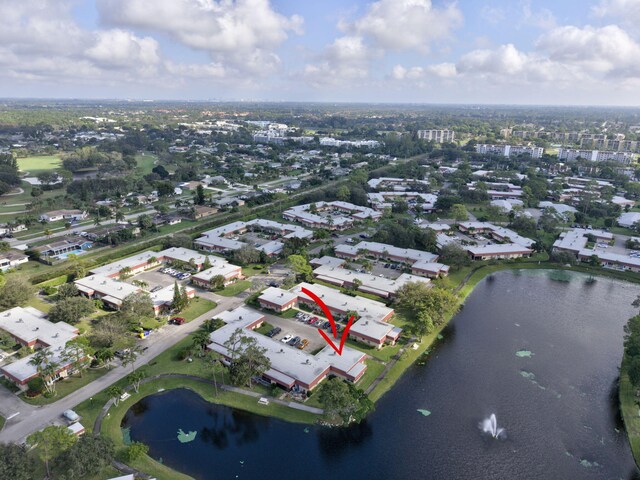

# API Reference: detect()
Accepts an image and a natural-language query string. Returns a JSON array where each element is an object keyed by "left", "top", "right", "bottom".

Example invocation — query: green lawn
[
  {"left": 24, "top": 295, "right": 53, "bottom": 313},
  {"left": 242, "top": 264, "right": 266, "bottom": 277},
  {"left": 619, "top": 360, "right": 640, "bottom": 467},
  {"left": 135, "top": 152, "right": 158, "bottom": 175},
  {"left": 0, "top": 414, "right": 5, "bottom": 431},
  {"left": 217, "top": 280, "right": 252, "bottom": 297},
  {"left": 180, "top": 297, "right": 218, "bottom": 322},
  {"left": 17, "top": 155, "right": 62, "bottom": 174},
  {"left": 21, "top": 368, "right": 108, "bottom": 406},
  {"left": 255, "top": 322, "right": 275, "bottom": 335}
]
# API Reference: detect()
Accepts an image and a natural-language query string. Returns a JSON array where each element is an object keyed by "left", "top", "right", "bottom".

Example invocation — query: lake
[{"left": 122, "top": 270, "right": 640, "bottom": 479}]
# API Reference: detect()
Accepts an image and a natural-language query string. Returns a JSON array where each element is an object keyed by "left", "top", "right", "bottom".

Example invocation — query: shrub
[
  {"left": 27, "top": 377, "right": 45, "bottom": 396},
  {"left": 41, "top": 286, "right": 57, "bottom": 296}
]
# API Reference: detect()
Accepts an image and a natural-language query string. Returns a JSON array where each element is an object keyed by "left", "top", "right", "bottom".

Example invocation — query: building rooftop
[
  {"left": 258, "top": 287, "right": 299, "bottom": 307},
  {"left": 208, "top": 306, "right": 366, "bottom": 387},
  {"left": 74, "top": 275, "right": 142, "bottom": 305},
  {"left": 312, "top": 265, "right": 430, "bottom": 298},
  {"left": 0, "top": 306, "right": 77, "bottom": 347},
  {"left": 192, "top": 261, "right": 241, "bottom": 282}
]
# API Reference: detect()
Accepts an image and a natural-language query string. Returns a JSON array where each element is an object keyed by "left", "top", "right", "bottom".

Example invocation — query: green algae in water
[
  {"left": 520, "top": 371, "right": 536, "bottom": 380},
  {"left": 548, "top": 270, "right": 572, "bottom": 282},
  {"left": 177, "top": 428, "right": 197, "bottom": 443},
  {"left": 121, "top": 427, "right": 132, "bottom": 446},
  {"left": 304, "top": 427, "right": 310, "bottom": 433},
  {"left": 579, "top": 459, "right": 600, "bottom": 468},
  {"left": 516, "top": 350, "right": 534, "bottom": 358},
  {"left": 417, "top": 409, "right": 431, "bottom": 416},
  {"left": 437, "top": 334, "right": 443, "bottom": 340}
]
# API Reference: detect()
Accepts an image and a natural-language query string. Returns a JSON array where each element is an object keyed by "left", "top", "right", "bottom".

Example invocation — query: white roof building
[
  {"left": 0, "top": 307, "right": 77, "bottom": 348},
  {"left": 208, "top": 306, "right": 367, "bottom": 391},
  {"left": 618, "top": 212, "right": 640, "bottom": 228},
  {"left": 312, "top": 265, "right": 431, "bottom": 298}
]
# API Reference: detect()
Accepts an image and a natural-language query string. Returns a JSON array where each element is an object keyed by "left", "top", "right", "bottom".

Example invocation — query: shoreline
[{"left": 89, "top": 261, "right": 640, "bottom": 480}]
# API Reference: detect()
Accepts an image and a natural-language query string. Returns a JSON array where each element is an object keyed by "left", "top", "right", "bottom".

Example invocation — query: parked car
[
  {"left": 171, "top": 317, "right": 186, "bottom": 325},
  {"left": 307, "top": 316, "right": 317, "bottom": 324},
  {"left": 266, "top": 327, "right": 282, "bottom": 337},
  {"left": 151, "top": 285, "right": 162, "bottom": 292},
  {"left": 314, "top": 319, "right": 324, "bottom": 327},
  {"left": 297, "top": 339, "right": 309, "bottom": 350},
  {"left": 288, "top": 336, "right": 301, "bottom": 346},
  {"left": 281, "top": 334, "right": 293, "bottom": 343}
]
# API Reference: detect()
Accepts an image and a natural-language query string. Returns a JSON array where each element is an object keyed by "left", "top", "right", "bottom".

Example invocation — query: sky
[{"left": 2, "top": 0, "right": 640, "bottom": 105}]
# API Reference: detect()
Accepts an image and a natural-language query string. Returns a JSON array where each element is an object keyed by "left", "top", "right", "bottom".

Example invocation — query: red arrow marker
[{"left": 301, "top": 286, "right": 355, "bottom": 356}]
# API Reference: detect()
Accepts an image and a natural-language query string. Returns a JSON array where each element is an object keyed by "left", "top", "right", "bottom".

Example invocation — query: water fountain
[{"left": 480, "top": 413, "right": 506, "bottom": 439}]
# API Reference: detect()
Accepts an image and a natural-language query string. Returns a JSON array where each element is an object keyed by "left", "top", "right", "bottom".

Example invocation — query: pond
[{"left": 122, "top": 270, "right": 639, "bottom": 480}]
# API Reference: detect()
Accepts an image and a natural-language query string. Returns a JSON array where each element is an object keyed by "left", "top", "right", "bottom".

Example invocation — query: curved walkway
[{"left": 94, "top": 373, "right": 323, "bottom": 479}]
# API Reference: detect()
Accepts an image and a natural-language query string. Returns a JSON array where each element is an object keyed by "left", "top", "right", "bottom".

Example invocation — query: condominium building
[{"left": 417, "top": 129, "right": 455, "bottom": 143}]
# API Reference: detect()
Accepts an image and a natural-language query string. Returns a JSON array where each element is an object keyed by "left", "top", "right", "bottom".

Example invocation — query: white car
[{"left": 280, "top": 334, "right": 293, "bottom": 343}]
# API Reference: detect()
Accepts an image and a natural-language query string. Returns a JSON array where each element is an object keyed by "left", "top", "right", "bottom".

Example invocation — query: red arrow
[{"left": 301, "top": 287, "right": 355, "bottom": 356}]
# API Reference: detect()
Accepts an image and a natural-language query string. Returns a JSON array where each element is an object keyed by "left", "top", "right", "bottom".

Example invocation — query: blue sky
[{"left": 1, "top": 0, "right": 640, "bottom": 104}]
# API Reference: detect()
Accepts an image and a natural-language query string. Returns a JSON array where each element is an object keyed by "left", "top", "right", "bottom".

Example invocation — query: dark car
[
  {"left": 171, "top": 317, "right": 186, "bottom": 325},
  {"left": 268, "top": 281, "right": 279, "bottom": 287},
  {"left": 288, "top": 336, "right": 301, "bottom": 346},
  {"left": 322, "top": 321, "right": 331, "bottom": 329}
]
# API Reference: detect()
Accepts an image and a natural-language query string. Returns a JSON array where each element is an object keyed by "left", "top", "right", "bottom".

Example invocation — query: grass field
[
  {"left": 217, "top": 280, "right": 252, "bottom": 297},
  {"left": 17, "top": 155, "right": 62, "bottom": 174},
  {"left": 135, "top": 152, "right": 158, "bottom": 175},
  {"left": 620, "top": 360, "right": 640, "bottom": 468}
]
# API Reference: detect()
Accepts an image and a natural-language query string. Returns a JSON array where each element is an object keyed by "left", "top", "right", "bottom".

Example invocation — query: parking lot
[
  {"left": 125, "top": 268, "right": 189, "bottom": 291},
  {"left": 260, "top": 310, "right": 333, "bottom": 353}
]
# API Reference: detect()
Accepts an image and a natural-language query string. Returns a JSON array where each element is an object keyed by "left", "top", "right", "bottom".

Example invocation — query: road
[
  {"left": 6, "top": 208, "right": 155, "bottom": 247},
  {"left": 0, "top": 293, "right": 245, "bottom": 444}
]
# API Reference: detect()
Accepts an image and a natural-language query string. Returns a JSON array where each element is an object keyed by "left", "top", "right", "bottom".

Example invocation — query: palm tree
[
  {"left": 192, "top": 330, "right": 211, "bottom": 356},
  {"left": 93, "top": 214, "right": 101, "bottom": 226},
  {"left": 29, "top": 348, "right": 59, "bottom": 395},
  {"left": 207, "top": 351, "right": 224, "bottom": 396},
  {"left": 115, "top": 210, "right": 125, "bottom": 223},
  {"left": 121, "top": 346, "right": 142, "bottom": 373},
  {"left": 107, "top": 385, "right": 123, "bottom": 406},
  {"left": 96, "top": 348, "right": 115, "bottom": 369},
  {"left": 44, "top": 228, "right": 52, "bottom": 239}
]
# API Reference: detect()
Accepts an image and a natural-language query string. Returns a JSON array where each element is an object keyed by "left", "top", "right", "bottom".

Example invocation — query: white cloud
[
  {"left": 302, "top": 36, "right": 372, "bottom": 87},
  {"left": 392, "top": 23, "right": 640, "bottom": 92},
  {"left": 350, "top": 0, "right": 463, "bottom": 52},
  {"left": 521, "top": 1, "right": 556, "bottom": 30},
  {"left": 592, "top": 0, "right": 640, "bottom": 25},
  {"left": 0, "top": 0, "right": 279, "bottom": 89},
  {"left": 86, "top": 29, "right": 160, "bottom": 74},
  {"left": 97, "top": 0, "right": 303, "bottom": 74},
  {"left": 480, "top": 6, "right": 506, "bottom": 25}
]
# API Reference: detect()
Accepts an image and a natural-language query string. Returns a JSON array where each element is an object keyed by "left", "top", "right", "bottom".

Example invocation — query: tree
[
  {"left": 29, "top": 348, "right": 60, "bottom": 395},
  {"left": 206, "top": 350, "right": 224, "bottom": 396},
  {"left": 288, "top": 254, "right": 312, "bottom": 282},
  {"left": 224, "top": 328, "right": 270, "bottom": 389},
  {"left": 195, "top": 184, "right": 207, "bottom": 205},
  {"left": 62, "top": 340, "right": 90, "bottom": 378},
  {"left": 629, "top": 356, "right": 640, "bottom": 387},
  {"left": 0, "top": 443, "right": 38, "bottom": 480},
  {"left": 124, "top": 441, "right": 149, "bottom": 462},
  {"left": 57, "top": 282, "right": 79, "bottom": 299},
  {"left": 107, "top": 385, "right": 124, "bottom": 406},
  {"left": 0, "top": 276, "right": 34, "bottom": 309},
  {"left": 392, "top": 199, "right": 408, "bottom": 214},
  {"left": 48, "top": 296, "right": 95, "bottom": 324},
  {"left": 121, "top": 346, "right": 143, "bottom": 373},
  {"left": 137, "top": 214, "right": 153, "bottom": 230},
  {"left": 127, "top": 367, "right": 148, "bottom": 393},
  {"left": 192, "top": 329, "right": 211, "bottom": 355},
  {"left": 115, "top": 210, "right": 125, "bottom": 223},
  {"left": 318, "top": 377, "right": 374, "bottom": 424},
  {"left": 172, "top": 280, "right": 186, "bottom": 310},
  {"left": 396, "top": 282, "right": 459, "bottom": 326},
  {"left": 336, "top": 185, "right": 350, "bottom": 202},
  {"left": 53, "top": 435, "right": 115, "bottom": 480},
  {"left": 89, "top": 314, "right": 132, "bottom": 349},
  {"left": 119, "top": 266, "right": 133, "bottom": 280},
  {"left": 230, "top": 245, "right": 261, "bottom": 265},
  {"left": 27, "top": 425, "right": 77, "bottom": 478},
  {"left": 203, "top": 256, "right": 212, "bottom": 270},
  {"left": 120, "top": 292, "right": 154, "bottom": 320},
  {"left": 450, "top": 204, "right": 469, "bottom": 223},
  {"left": 589, "top": 254, "right": 600, "bottom": 267},
  {"left": 438, "top": 243, "right": 470, "bottom": 269},
  {"left": 209, "top": 274, "right": 226, "bottom": 291}
]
